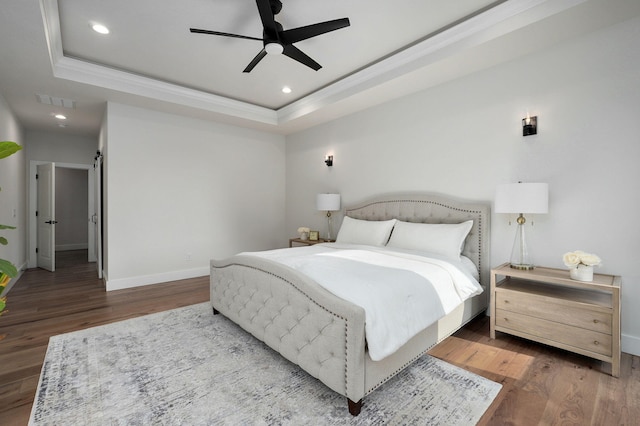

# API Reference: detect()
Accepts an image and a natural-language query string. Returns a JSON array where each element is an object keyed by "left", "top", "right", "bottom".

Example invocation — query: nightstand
[
  {"left": 289, "top": 238, "right": 334, "bottom": 247},
  {"left": 490, "top": 262, "right": 621, "bottom": 377}
]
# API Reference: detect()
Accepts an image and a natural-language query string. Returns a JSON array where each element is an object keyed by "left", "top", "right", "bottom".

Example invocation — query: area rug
[{"left": 30, "top": 303, "right": 501, "bottom": 425}]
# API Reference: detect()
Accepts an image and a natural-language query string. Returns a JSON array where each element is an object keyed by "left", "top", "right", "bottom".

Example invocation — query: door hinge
[
  {"left": 36, "top": 174, "right": 39, "bottom": 179},
  {"left": 36, "top": 211, "right": 38, "bottom": 217},
  {"left": 36, "top": 248, "right": 39, "bottom": 253}
]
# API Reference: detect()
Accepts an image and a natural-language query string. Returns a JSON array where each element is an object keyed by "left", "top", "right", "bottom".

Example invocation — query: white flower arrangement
[
  {"left": 297, "top": 226, "right": 310, "bottom": 241},
  {"left": 563, "top": 250, "right": 601, "bottom": 269}
]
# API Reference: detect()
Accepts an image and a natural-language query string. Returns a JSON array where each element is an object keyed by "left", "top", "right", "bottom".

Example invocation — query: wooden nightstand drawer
[
  {"left": 495, "top": 309, "right": 612, "bottom": 357},
  {"left": 496, "top": 288, "right": 612, "bottom": 335}
]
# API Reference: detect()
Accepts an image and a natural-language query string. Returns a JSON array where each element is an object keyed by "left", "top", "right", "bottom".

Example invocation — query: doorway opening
[
  {"left": 54, "top": 167, "right": 89, "bottom": 267},
  {"left": 28, "top": 161, "right": 100, "bottom": 275}
]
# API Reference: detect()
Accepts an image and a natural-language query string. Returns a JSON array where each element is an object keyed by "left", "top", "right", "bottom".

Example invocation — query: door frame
[{"left": 28, "top": 161, "right": 96, "bottom": 269}]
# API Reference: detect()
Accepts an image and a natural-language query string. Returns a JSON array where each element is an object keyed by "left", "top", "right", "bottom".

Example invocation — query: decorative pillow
[
  {"left": 335, "top": 216, "right": 397, "bottom": 246},
  {"left": 386, "top": 220, "right": 474, "bottom": 260}
]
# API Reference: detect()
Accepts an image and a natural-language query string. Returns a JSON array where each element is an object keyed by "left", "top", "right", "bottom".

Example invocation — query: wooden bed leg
[
  {"left": 348, "top": 398, "right": 362, "bottom": 416},
  {"left": 212, "top": 307, "right": 220, "bottom": 315}
]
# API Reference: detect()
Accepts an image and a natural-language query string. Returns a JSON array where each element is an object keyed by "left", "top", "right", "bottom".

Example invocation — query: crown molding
[
  {"left": 40, "top": 0, "right": 588, "bottom": 128},
  {"left": 39, "top": 0, "right": 278, "bottom": 125},
  {"left": 276, "top": 0, "right": 588, "bottom": 124}
]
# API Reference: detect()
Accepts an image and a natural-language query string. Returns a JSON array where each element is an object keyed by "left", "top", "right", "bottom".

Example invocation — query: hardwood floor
[
  {"left": 430, "top": 319, "right": 639, "bottom": 425},
  {"left": 0, "top": 250, "right": 637, "bottom": 425},
  {"left": 0, "top": 251, "right": 210, "bottom": 424}
]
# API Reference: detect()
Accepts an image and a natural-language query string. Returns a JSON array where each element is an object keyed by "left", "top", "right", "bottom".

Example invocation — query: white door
[
  {"left": 93, "top": 156, "right": 103, "bottom": 279},
  {"left": 37, "top": 163, "right": 56, "bottom": 271}
]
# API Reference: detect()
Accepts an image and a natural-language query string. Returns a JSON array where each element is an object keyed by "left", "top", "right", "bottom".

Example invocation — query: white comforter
[{"left": 244, "top": 243, "right": 483, "bottom": 361}]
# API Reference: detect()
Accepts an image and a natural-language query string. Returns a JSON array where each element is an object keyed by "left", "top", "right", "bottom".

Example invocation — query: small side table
[
  {"left": 490, "top": 262, "right": 621, "bottom": 377},
  {"left": 289, "top": 238, "right": 334, "bottom": 247}
]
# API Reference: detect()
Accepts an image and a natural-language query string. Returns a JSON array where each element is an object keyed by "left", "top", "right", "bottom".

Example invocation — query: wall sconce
[
  {"left": 522, "top": 115, "right": 537, "bottom": 136},
  {"left": 324, "top": 155, "right": 333, "bottom": 167}
]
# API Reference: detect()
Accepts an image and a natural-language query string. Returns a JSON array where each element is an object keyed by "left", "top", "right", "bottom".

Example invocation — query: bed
[{"left": 209, "top": 193, "right": 490, "bottom": 415}]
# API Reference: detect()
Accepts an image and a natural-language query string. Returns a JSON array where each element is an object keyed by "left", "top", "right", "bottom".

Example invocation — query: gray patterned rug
[{"left": 30, "top": 303, "right": 501, "bottom": 425}]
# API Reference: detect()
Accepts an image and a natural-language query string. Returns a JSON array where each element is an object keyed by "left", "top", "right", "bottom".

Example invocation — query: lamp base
[
  {"left": 509, "top": 263, "right": 535, "bottom": 270},
  {"left": 326, "top": 211, "right": 333, "bottom": 241},
  {"left": 509, "top": 216, "right": 536, "bottom": 270}
]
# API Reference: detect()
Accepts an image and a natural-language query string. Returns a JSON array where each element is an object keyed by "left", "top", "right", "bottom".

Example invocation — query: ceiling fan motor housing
[{"left": 270, "top": 0, "right": 283, "bottom": 15}]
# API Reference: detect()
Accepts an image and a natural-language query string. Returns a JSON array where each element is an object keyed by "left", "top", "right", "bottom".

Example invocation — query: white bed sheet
[{"left": 242, "top": 243, "right": 483, "bottom": 361}]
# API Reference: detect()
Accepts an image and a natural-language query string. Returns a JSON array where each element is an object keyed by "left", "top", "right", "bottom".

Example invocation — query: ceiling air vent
[{"left": 36, "top": 94, "right": 76, "bottom": 109}]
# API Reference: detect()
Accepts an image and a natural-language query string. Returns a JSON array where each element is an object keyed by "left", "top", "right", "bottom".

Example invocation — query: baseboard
[
  {"left": 56, "top": 243, "right": 89, "bottom": 251},
  {"left": 3, "top": 261, "right": 28, "bottom": 296},
  {"left": 622, "top": 333, "right": 640, "bottom": 357},
  {"left": 105, "top": 267, "right": 209, "bottom": 291}
]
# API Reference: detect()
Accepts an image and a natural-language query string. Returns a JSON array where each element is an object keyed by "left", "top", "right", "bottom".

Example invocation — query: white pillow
[
  {"left": 335, "top": 216, "right": 397, "bottom": 246},
  {"left": 386, "top": 220, "right": 474, "bottom": 260}
]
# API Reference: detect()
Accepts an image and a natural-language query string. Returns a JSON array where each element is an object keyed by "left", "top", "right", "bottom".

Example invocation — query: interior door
[
  {"left": 93, "top": 156, "right": 103, "bottom": 279},
  {"left": 37, "top": 163, "right": 56, "bottom": 271}
]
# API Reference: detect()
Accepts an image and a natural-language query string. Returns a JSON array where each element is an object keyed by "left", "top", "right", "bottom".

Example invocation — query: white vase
[
  {"left": 570, "top": 264, "right": 593, "bottom": 282},
  {"left": 300, "top": 232, "right": 309, "bottom": 241}
]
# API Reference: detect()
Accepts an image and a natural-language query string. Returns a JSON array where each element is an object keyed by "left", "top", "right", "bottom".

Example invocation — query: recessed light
[
  {"left": 54, "top": 114, "right": 67, "bottom": 120},
  {"left": 282, "top": 86, "right": 292, "bottom": 94},
  {"left": 91, "top": 23, "right": 110, "bottom": 35}
]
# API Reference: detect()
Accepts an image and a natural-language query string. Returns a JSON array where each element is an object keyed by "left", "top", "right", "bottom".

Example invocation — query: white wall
[
  {"left": 286, "top": 16, "right": 640, "bottom": 355},
  {"left": 55, "top": 167, "right": 88, "bottom": 251},
  {"left": 0, "top": 94, "right": 26, "bottom": 292},
  {"left": 25, "top": 130, "right": 97, "bottom": 165},
  {"left": 104, "top": 102, "right": 286, "bottom": 290}
]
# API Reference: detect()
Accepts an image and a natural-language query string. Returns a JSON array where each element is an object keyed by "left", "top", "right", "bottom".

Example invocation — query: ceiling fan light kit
[
  {"left": 190, "top": 0, "right": 350, "bottom": 73},
  {"left": 265, "top": 42, "right": 284, "bottom": 55}
]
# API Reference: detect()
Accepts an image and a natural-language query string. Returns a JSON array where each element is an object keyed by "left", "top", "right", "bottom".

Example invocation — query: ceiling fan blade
[
  {"left": 255, "top": 0, "right": 279, "bottom": 39},
  {"left": 279, "top": 18, "right": 350, "bottom": 44},
  {"left": 282, "top": 45, "right": 321, "bottom": 71},
  {"left": 243, "top": 49, "right": 268, "bottom": 73},
  {"left": 190, "top": 28, "right": 263, "bottom": 41}
]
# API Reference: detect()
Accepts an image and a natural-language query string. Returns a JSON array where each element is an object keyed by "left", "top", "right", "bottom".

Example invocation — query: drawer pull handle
[
  {"left": 593, "top": 319, "right": 599, "bottom": 324},
  {"left": 594, "top": 341, "right": 599, "bottom": 346}
]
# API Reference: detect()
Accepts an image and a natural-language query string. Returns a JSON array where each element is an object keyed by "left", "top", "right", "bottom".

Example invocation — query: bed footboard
[{"left": 210, "top": 255, "right": 367, "bottom": 411}]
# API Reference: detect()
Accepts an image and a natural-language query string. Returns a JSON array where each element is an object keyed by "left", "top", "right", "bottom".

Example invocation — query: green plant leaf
[
  {"left": 0, "top": 298, "right": 6, "bottom": 313},
  {"left": 0, "top": 259, "right": 18, "bottom": 277},
  {"left": 0, "top": 141, "right": 22, "bottom": 159},
  {"left": 0, "top": 237, "right": 7, "bottom": 245},
  {"left": 0, "top": 224, "right": 17, "bottom": 230}
]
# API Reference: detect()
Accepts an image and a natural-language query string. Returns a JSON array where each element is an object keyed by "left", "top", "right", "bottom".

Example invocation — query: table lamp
[
  {"left": 316, "top": 193, "right": 341, "bottom": 241},
  {"left": 495, "top": 182, "right": 548, "bottom": 270}
]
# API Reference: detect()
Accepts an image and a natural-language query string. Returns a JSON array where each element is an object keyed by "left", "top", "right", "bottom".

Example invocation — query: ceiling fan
[{"left": 190, "top": 0, "right": 350, "bottom": 73}]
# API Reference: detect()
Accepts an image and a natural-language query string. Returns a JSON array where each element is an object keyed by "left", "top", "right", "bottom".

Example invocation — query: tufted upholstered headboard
[{"left": 344, "top": 193, "right": 490, "bottom": 286}]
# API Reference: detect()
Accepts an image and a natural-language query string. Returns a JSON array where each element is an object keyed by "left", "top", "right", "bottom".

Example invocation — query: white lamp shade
[
  {"left": 316, "top": 193, "right": 341, "bottom": 211},
  {"left": 495, "top": 183, "right": 548, "bottom": 214}
]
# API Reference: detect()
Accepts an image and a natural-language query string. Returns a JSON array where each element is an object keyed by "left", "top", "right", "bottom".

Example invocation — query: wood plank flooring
[
  {"left": 0, "top": 250, "right": 637, "bottom": 425},
  {"left": 0, "top": 251, "right": 210, "bottom": 425}
]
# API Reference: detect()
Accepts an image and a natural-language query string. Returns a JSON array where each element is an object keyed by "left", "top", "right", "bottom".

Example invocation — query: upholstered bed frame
[{"left": 210, "top": 193, "right": 490, "bottom": 415}]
